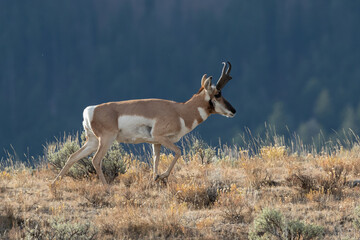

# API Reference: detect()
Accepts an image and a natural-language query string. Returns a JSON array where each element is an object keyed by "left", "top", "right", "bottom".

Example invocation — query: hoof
[
  {"left": 154, "top": 174, "right": 160, "bottom": 181},
  {"left": 154, "top": 174, "right": 168, "bottom": 185}
]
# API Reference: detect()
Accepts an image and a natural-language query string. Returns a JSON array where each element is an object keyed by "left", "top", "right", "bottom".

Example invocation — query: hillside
[
  {"left": 2, "top": 0, "right": 360, "bottom": 158},
  {"left": 1, "top": 133, "right": 360, "bottom": 239}
]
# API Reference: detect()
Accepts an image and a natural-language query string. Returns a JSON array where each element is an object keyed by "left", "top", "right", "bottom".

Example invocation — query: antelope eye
[{"left": 214, "top": 92, "right": 222, "bottom": 98}]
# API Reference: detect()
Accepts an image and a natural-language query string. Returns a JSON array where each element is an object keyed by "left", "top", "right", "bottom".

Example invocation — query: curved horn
[
  {"left": 216, "top": 61, "right": 232, "bottom": 90},
  {"left": 226, "top": 61, "right": 232, "bottom": 75}
]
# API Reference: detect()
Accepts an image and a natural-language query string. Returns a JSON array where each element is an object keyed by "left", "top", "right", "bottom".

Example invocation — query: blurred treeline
[{"left": 1, "top": 0, "right": 360, "bottom": 158}]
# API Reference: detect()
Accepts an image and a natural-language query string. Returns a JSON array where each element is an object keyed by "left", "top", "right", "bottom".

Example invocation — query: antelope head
[{"left": 202, "top": 61, "right": 236, "bottom": 118}]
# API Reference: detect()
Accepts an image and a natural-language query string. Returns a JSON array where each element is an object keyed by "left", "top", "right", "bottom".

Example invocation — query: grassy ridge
[{"left": 1, "top": 132, "right": 360, "bottom": 239}]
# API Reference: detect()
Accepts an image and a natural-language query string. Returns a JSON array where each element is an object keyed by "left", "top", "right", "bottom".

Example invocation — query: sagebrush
[{"left": 2, "top": 131, "right": 360, "bottom": 239}]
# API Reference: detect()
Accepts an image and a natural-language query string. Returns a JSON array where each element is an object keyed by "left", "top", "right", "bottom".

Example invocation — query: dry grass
[{"left": 2, "top": 134, "right": 360, "bottom": 239}]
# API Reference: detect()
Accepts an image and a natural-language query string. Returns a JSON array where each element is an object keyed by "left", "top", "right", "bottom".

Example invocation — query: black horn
[
  {"left": 216, "top": 61, "right": 232, "bottom": 90},
  {"left": 226, "top": 61, "right": 232, "bottom": 75}
]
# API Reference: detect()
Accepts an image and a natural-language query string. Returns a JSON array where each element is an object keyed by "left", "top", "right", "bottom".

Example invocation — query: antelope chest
[{"left": 168, "top": 117, "right": 199, "bottom": 143}]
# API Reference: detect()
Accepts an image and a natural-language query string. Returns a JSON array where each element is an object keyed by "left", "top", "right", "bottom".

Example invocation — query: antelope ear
[
  {"left": 201, "top": 74, "right": 207, "bottom": 87},
  {"left": 204, "top": 76, "right": 213, "bottom": 93}
]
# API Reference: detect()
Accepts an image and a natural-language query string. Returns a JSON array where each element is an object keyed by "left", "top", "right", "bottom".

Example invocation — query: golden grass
[{"left": 1, "top": 142, "right": 360, "bottom": 239}]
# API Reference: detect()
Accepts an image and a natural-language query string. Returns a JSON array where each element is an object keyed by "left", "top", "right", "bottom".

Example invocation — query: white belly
[{"left": 117, "top": 115, "right": 156, "bottom": 144}]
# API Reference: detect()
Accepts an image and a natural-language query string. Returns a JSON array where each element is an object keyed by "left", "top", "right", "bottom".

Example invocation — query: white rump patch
[
  {"left": 198, "top": 107, "right": 208, "bottom": 121},
  {"left": 117, "top": 115, "right": 155, "bottom": 143},
  {"left": 82, "top": 105, "right": 96, "bottom": 133}
]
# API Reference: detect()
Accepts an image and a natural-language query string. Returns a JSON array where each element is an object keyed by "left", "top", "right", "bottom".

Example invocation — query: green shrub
[
  {"left": 249, "top": 208, "right": 285, "bottom": 240},
  {"left": 249, "top": 208, "right": 324, "bottom": 240},
  {"left": 25, "top": 217, "right": 97, "bottom": 240},
  {"left": 101, "top": 141, "right": 128, "bottom": 183},
  {"left": 287, "top": 220, "right": 324, "bottom": 240},
  {"left": 46, "top": 132, "right": 127, "bottom": 183}
]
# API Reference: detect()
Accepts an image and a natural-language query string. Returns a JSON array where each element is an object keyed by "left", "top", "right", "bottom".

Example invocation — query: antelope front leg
[
  {"left": 152, "top": 143, "right": 161, "bottom": 180},
  {"left": 153, "top": 137, "right": 181, "bottom": 181}
]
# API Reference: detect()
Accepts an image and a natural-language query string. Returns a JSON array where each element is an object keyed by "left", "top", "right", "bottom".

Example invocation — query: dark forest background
[{"left": 1, "top": 0, "right": 360, "bottom": 160}]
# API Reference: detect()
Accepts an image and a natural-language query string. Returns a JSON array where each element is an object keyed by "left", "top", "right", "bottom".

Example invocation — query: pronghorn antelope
[{"left": 52, "top": 62, "right": 236, "bottom": 186}]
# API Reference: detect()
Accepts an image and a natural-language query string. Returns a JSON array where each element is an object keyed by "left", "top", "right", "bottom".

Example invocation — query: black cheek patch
[
  {"left": 214, "top": 92, "right": 222, "bottom": 98},
  {"left": 208, "top": 100, "right": 215, "bottom": 112}
]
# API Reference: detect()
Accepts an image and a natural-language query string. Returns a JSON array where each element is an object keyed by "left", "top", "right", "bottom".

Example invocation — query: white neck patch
[
  {"left": 204, "top": 91, "right": 211, "bottom": 102},
  {"left": 198, "top": 107, "right": 208, "bottom": 121},
  {"left": 191, "top": 119, "right": 199, "bottom": 130}
]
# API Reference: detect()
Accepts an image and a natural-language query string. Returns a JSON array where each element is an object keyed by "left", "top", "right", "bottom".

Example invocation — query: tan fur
[{"left": 91, "top": 90, "right": 210, "bottom": 138}]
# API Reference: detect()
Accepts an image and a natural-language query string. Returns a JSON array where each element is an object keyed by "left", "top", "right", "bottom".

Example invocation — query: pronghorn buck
[{"left": 52, "top": 62, "right": 236, "bottom": 186}]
